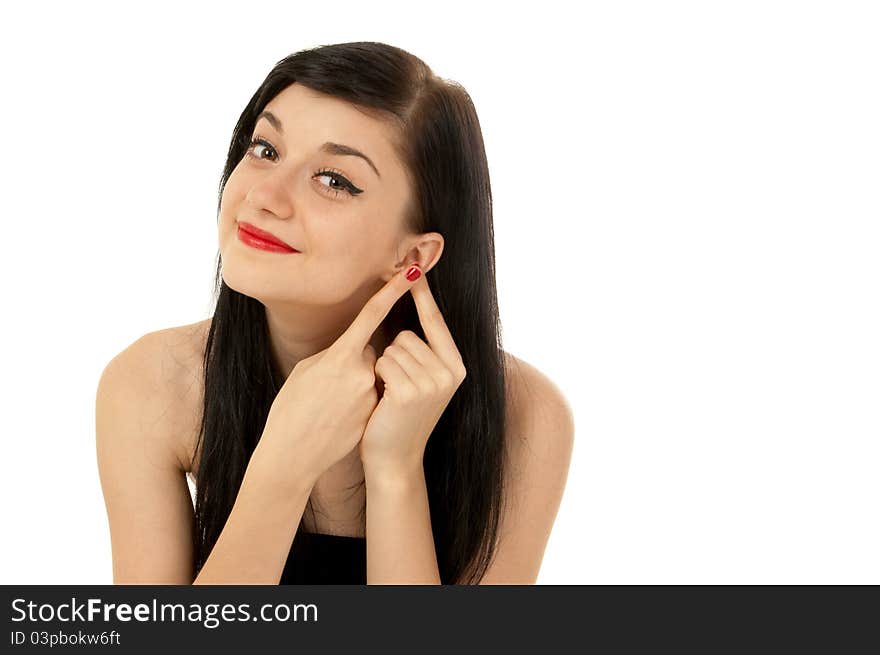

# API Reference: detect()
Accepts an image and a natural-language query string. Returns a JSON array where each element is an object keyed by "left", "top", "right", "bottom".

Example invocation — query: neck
[{"left": 263, "top": 297, "right": 392, "bottom": 380}]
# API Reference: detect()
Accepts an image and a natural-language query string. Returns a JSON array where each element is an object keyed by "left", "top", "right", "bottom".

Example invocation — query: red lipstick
[{"left": 237, "top": 222, "right": 300, "bottom": 253}]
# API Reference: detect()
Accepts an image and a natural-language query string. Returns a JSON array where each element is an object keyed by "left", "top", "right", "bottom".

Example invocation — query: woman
[{"left": 96, "top": 41, "right": 574, "bottom": 585}]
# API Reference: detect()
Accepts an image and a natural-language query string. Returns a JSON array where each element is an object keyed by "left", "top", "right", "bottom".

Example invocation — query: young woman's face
[{"left": 218, "top": 82, "right": 415, "bottom": 305}]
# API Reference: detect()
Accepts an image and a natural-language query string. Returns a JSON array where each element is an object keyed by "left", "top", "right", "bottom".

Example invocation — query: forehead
[{"left": 260, "top": 82, "right": 401, "bottom": 171}]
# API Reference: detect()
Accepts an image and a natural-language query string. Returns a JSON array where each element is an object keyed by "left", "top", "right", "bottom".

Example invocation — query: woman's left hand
[{"left": 359, "top": 264, "right": 467, "bottom": 478}]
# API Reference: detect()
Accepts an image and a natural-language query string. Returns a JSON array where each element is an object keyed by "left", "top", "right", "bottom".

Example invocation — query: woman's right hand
[{"left": 251, "top": 264, "right": 422, "bottom": 495}]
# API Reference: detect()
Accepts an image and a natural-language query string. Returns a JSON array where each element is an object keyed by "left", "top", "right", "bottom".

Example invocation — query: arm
[
  {"left": 192, "top": 449, "right": 313, "bottom": 585},
  {"left": 364, "top": 462, "right": 442, "bottom": 585},
  {"left": 96, "top": 333, "right": 314, "bottom": 585},
  {"left": 363, "top": 357, "right": 574, "bottom": 585},
  {"left": 96, "top": 334, "right": 197, "bottom": 584}
]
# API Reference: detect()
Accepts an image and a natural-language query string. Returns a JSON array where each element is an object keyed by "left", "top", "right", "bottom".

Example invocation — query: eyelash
[{"left": 244, "top": 136, "right": 364, "bottom": 197}]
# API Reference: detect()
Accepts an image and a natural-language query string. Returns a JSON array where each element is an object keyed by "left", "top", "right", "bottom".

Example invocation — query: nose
[{"left": 244, "top": 165, "right": 300, "bottom": 218}]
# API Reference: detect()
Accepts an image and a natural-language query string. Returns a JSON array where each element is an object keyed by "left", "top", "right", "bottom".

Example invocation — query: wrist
[
  {"left": 363, "top": 455, "right": 424, "bottom": 491},
  {"left": 248, "top": 441, "right": 318, "bottom": 499}
]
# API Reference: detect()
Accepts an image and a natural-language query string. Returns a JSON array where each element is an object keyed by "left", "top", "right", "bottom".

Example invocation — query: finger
[
  {"left": 375, "top": 354, "right": 418, "bottom": 396},
  {"left": 382, "top": 343, "right": 435, "bottom": 391},
  {"left": 391, "top": 332, "right": 454, "bottom": 388},
  {"left": 334, "top": 263, "right": 422, "bottom": 354},
  {"left": 408, "top": 270, "right": 462, "bottom": 371},
  {"left": 391, "top": 330, "right": 435, "bottom": 367}
]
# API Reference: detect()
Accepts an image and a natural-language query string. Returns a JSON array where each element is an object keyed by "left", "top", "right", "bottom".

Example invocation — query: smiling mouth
[{"left": 236, "top": 225, "right": 301, "bottom": 253}]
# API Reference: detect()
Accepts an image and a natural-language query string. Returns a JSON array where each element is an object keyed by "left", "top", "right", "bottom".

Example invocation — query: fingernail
[{"left": 405, "top": 264, "right": 421, "bottom": 281}]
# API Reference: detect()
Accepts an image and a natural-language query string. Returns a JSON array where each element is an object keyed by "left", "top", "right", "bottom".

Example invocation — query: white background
[{"left": 1, "top": 1, "right": 877, "bottom": 584}]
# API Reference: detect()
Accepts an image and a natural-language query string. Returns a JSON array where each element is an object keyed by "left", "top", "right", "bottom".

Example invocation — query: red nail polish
[{"left": 405, "top": 265, "right": 421, "bottom": 281}]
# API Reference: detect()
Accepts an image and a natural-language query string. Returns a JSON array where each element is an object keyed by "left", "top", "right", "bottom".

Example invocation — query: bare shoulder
[
  {"left": 95, "top": 320, "right": 209, "bottom": 584},
  {"left": 156, "top": 318, "right": 212, "bottom": 473},
  {"left": 502, "top": 351, "right": 574, "bottom": 439},
  {"left": 500, "top": 350, "right": 575, "bottom": 488},
  {"left": 99, "top": 319, "right": 211, "bottom": 473},
  {"left": 475, "top": 352, "right": 574, "bottom": 583}
]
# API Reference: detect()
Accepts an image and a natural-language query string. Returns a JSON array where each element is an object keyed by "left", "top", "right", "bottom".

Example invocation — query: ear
[{"left": 381, "top": 233, "right": 444, "bottom": 282}]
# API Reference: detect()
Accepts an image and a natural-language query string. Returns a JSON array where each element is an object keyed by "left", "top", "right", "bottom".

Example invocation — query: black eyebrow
[{"left": 255, "top": 110, "right": 381, "bottom": 179}]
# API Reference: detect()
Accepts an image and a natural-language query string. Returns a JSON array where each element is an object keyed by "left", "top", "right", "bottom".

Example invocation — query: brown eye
[
  {"left": 244, "top": 136, "right": 365, "bottom": 198},
  {"left": 245, "top": 137, "right": 277, "bottom": 161},
  {"left": 313, "top": 169, "right": 363, "bottom": 197}
]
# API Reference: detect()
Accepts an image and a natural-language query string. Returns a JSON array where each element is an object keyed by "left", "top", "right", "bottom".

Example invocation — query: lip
[{"left": 237, "top": 222, "right": 300, "bottom": 253}]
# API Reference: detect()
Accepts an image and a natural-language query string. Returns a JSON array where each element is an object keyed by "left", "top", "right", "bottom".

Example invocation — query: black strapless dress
[{"left": 280, "top": 530, "right": 366, "bottom": 584}]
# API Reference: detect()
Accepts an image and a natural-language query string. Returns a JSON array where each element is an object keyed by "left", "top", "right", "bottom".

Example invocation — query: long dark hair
[{"left": 191, "top": 41, "right": 510, "bottom": 584}]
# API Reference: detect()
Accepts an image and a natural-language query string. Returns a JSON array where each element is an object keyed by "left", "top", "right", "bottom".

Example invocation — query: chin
[
  {"left": 220, "top": 262, "right": 313, "bottom": 306},
  {"left": 219, "top": 256, "right": 268, "bottom": 296}
]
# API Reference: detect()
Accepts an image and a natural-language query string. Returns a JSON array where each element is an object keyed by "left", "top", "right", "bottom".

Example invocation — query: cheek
[
  {"left": 218, "top": 183, "right": 245, "bottom": 228},
  {"left": 315, "top": 243, "right": 387, "bottom": 293},
  {"left": 335, "top": 229, "right": 393, "bottom": 270},
  {"left": 217, "top": 210, "right": 240, "bottom": 252}
]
